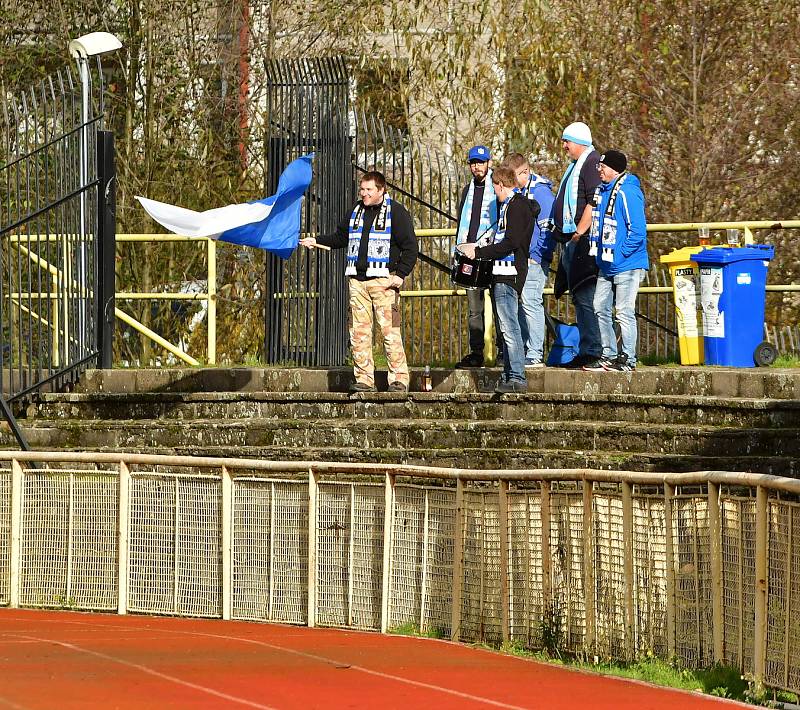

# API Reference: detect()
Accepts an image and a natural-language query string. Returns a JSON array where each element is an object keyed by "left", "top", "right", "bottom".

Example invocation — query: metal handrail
[
  {"left": 1, "top": 449, "right": 798, "bottom": 491},
  {"left": 106, "top": 220, "right": 799, "bottom": 366}
]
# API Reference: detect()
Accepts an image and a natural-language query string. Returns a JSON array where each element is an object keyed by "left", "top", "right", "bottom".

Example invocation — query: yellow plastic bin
[{"left": 660, "top": 246, "right": 708, "bottom": 365}]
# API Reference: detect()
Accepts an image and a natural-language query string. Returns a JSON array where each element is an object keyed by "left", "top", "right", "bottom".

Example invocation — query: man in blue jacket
[
  {"left": 503, "top": 152, "right": 555, "bottom": 368},
  {"left": 584, "top": 150, "right": 648, "bottom": 372}
]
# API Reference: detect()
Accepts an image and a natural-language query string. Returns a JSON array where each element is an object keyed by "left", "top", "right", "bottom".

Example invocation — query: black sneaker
[
  {"left": 605, "top": 354, "right": 636, "bottom": 372},
  {"left": 563, "top": 353, "right": 595, "bottom": 369},
  {"left": 494, "top": 379, "right": 527, "bottom": 394},
  {"left": 349, "top": 382, "right": 376, "bottom": 393},
  {"left": 388, "top": 381, "right": 408, "bottom": 392},
  {"left": 455, "top": 352, "right": 484, "bottom": 369},
  {"left": 582, "top": 358, "right": 612, "bottom": 372}
]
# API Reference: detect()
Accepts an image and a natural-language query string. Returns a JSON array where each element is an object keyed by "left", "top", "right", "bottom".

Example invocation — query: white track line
[
  {"left": 13, "top": 635, "right": 279, "bottom": 710},
  {"left": 0, "top": 695, "right": 30, "bottom": 710},
  {"left": 3, "top": 617, "right": 527, "bottom": 709},
  {"left": 173, "top": 629, "right": 530, "bottom": 710}
]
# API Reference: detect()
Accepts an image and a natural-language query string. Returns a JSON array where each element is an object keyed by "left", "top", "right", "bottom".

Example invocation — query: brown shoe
[
  {"left": 349, "top": 382, "right": 376, "bottom": 393},
  {"left": 388, "top": 381, "right": 408, "bottom": 392}
]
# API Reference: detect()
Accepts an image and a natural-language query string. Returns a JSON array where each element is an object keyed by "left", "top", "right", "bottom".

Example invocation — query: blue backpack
[{"left": 545, "top": 313, "right": 580, "bottom": 366}]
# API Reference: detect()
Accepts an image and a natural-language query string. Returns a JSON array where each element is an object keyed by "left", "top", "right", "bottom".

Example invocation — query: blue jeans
[
  {"left": 593, "top": 269, "right": 645, "bottom": 365},
  {"left": 492, "top": 282, "right": 526, "bottom": 383},
  {"left": 519, "top": 260, "right": 549, "bottom": 362},
  {"left": 561, "top": 241, "right": 602, "bottom": 358}
]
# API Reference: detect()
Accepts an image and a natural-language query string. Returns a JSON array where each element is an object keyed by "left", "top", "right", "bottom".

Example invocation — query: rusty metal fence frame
[{"left": 1, "top": 449, "right": 798, "bottom": 695}]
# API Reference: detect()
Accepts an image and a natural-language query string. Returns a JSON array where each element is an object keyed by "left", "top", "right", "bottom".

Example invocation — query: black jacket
[
  {"left": 554, "top": 234, "right": 599, "bottom": 298},
  {"left": 552, "top": 150, "right": 601, "bottom": 297},
  {"left": 317, "top": 199, "right": 418, "bottom": 280},
  {"left": 474, "top": 195, "right": 538, "bottom": 294}
]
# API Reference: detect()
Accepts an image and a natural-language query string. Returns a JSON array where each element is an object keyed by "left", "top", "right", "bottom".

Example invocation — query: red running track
[{"left": 0, "top": 610, "right": 751, "bottom": 709}]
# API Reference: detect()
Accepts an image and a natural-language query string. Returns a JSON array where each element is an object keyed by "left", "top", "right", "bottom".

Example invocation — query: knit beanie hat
[
  {"left": 561, "top": 122, "right": 592, "bottom": 146},
  {"left": 599, "top": 150, "right": 628, "bottom": 174}
]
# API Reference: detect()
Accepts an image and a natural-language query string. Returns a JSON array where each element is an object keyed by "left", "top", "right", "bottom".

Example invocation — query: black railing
[
  {"left": 263, "top": 57, "right": 352, "bottom": 367},
  {"left": 0, "top": 61, "right": 115, "bottom": 448}
]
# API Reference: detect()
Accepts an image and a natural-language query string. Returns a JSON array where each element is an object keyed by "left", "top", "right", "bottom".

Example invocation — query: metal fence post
[
  {"left": 582, "top": 479, "right": 596, "bottom": 654},
  {"left": 754, "top": 485, "right": 768, "bottom": 692},
  {"left": 381, "top": 473, "right": 395, "bottom": 633},
  {"left": 708, "top": 482, "right": 724, "bottom": 664},
  {"left": 499, "top": 480, "right": 510, "bottom": 644},
  {"left": 96, "top": 130, "right": 116, "bottom": 369},
  {"left": 9, "top": 459, "right": 23, "bottom": 608},
  {"left": 206, "top": 239, "right": 217, "bottom": 365},
  {"left": 221, "top": 465, "right": 232, "bottom": 620},
  {"left": 541, "top": 481, "right": 552, "bottom": 638},
  {"left": 622, "top": 481, "right": 635, "bottom": 659},
  {"left": 117, "top": 461, "right": 130, "bottom": 614},
  {"left": 665, "top": 483, "right": 676, "bottom": 660},
  {"left": 451, "top": 477, "right": 464, "bottom": 642},
  {"left": 307, "top": 467, "right": 318, "bottom": 628}
]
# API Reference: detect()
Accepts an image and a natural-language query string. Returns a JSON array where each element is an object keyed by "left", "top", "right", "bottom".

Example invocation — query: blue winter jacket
[
  {"left": 594, "top": 173, "right": 649, "bottom": 277},
  {"left": 526, "top": 174, "right": 556, "bottom": 265}
]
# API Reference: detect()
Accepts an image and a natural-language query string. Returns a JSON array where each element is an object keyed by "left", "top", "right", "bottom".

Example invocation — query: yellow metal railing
[
  {"left": 116, "top": 221, "right": 800, "bottom": 366},
  {"left": 416, "top": 221, "right": 800, "bottom": 296},
  {"left": 116, "top": 234, "right": 217, "bottom": 366},
  {"left": 11, "top": 221, "right": 797, "bottom": 368}
]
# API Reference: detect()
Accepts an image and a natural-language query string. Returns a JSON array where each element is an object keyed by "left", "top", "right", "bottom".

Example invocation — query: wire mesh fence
[{"left": 1, "top": 452, "right": 799, "bottom": 695}]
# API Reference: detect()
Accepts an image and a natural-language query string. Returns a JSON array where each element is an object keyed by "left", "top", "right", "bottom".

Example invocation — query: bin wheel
[{"left": 754, "top": 341, "right": 777, "bottom": 367}]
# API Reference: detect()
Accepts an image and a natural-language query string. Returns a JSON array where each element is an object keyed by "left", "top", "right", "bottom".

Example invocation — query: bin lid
[
  {"left": 659, "top": 245, "right": 707, "bottom": 265},
  {"left": 692, "top": 244, "right": 775, "bottom": 264}
]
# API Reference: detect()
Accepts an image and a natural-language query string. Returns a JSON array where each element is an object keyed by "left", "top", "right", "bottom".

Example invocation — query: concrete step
[
  {"left": 29, "top": 444, "right": 800, "bottom": 477},
  {"left": 29, "top": 391, "right": 800, "bottom": 428},
  {"left": 7, "top": 417, "right": 799, "bottom": 458},
  {"left": 74, "top": 367, "right": 800, "bottom": 399}
]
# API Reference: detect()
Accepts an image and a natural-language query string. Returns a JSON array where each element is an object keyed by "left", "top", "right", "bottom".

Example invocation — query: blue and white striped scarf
[
  {"left": 589, "top": 173, "right": 628, "bottom": 262},
  {"left": 491, "top": 188, "right": 522, "bottom": 276},
  {"left": 346, "top": 195, "right": 392, "bottom": 277},
  {"left": 456, "top": 174, "right": 497, "bottom": 246},
  {"left": 557, "top": 146, "right": 594, "bottom": 233}
]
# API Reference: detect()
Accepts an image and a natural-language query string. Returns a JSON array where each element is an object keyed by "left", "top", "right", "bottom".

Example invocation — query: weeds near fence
[
  {"left": 388, "top": 621, "right": 447, "bottom": 639},
  {"left": 495, "top": 646, "right": 798, "bottom": 707}
]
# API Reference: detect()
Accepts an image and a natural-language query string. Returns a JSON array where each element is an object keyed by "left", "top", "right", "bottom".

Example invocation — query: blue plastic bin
[{"left": 691, "top": 245, "right": 774, "bottom": 367}]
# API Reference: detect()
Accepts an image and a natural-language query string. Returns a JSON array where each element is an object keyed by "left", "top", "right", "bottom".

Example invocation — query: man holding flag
[{"left": 300, "top": 171, "right": 418, "bottom": 393}]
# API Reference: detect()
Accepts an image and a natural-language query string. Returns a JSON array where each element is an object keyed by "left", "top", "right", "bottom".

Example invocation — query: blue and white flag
[{"left": 136, "top": 153, "right": 314, "bottom": 259}]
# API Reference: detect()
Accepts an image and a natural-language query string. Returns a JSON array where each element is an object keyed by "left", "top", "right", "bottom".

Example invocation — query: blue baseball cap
[{"left": 467, "top": 145, "right": 491, "bottom": 162}]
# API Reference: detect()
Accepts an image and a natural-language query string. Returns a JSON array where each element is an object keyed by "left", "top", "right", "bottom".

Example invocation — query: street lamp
[{"left": 68, "top": 32, "right": 121, "bottom": 357}]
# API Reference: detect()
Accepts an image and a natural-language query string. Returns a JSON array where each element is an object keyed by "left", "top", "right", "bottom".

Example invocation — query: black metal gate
[
  {"left": 1, "top": 61, "right": 115, "bottom": 446},
  {"left": 263, "top": 58, "right": 352, "bottom": 366}
]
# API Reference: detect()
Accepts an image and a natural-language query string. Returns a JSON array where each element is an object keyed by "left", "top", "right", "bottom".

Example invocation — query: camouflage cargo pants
[{"left": 349, "top": 277, "right": 409, "bottom": 388}]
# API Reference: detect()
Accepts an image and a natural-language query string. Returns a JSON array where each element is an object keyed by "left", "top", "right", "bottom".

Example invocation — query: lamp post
[{"left": 67, "top": 32, "right": 121, "bottom": 357}]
